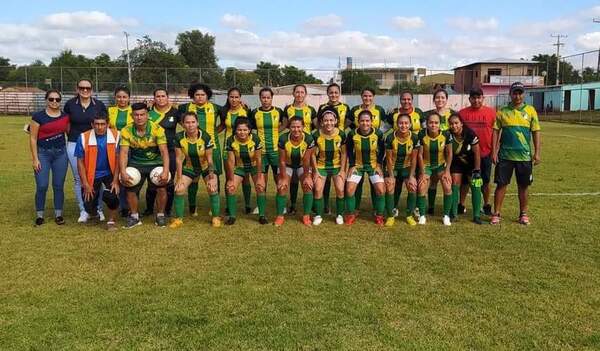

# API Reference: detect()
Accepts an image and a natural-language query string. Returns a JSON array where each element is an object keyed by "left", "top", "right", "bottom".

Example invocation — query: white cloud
[
  {"left": 511, "top": 18, "right": 579, "bottom": 37},
  {"left": 304, "top": 14, "right": 343, "bottom": 32},
  {"left": 41, "top": 11, "right": 125, "bottom": 32},
  {"left": 391, "top": 16, "right": 425, "bottom": 30},
  {"left": 220, "top": 13, "right": 249, "bottom": 29},
  {"left": 576, "top": 32, "right": 600, "bottom": 50},
  {"left": 447, "top": 17, "right": 498, "bottom": 31}
]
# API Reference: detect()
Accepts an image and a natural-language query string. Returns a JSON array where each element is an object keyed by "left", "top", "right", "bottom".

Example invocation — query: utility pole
[
  {"left": 594, "top": 19, "right": 600, "bottom": 78},
  {"left": 551, "top": 34, "right": 567, "bottom": 85},
  {"left": 124, "top": 31, "right": 133, "bottom": 89}
]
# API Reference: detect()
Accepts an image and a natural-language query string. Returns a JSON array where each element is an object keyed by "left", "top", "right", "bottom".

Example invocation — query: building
[
  {"left": 344, "top": 57, "right": 425, "bottom": 92},
  {"left": 526, "top": 82, "right": 600, "bottom": 112},
  {"left": 420, "top": 73, "right": 454, "bottom": 89},
  {"left": 454, "top": 58, "right": 544, "bottom": 95}
]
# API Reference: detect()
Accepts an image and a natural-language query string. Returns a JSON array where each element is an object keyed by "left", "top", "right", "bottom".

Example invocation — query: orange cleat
[
  {"left": 301, "top": 215, "right": 312, "bottom": 226},
  {"left": 274, "top": 215, "right": 285, "bottom": 227}
]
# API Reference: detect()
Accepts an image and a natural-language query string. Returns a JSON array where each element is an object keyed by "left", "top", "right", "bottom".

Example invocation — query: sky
[{"left": 1, "top": 0, "right": 600, "bottom": 72}]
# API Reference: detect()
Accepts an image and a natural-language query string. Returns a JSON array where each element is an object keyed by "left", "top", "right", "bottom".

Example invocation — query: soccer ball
[
  {"left": 121, "top": 167, "right": 141, "bottom": 186},
  {"left": 150, "top": 166, "right": 171, "bottom": 185}
]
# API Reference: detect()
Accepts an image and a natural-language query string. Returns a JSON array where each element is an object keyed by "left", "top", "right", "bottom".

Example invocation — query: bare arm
[
  {"left": 158, "top": 144, "right": 170, "bottom": 183},
  {"left": 473, "top": 144, "right": 481, "bottom": 170},
  {"left": 491, "top": 129, "right": 500, "bottom": 164},
  {"left": 119, "top": 145, "right": 130, "bottom": 183},
  {"left": 532, "top": 130, "right": 541, "bottom": 165},
  {"left": 29, "top": 121, "right": 41, "bottom": 173}
]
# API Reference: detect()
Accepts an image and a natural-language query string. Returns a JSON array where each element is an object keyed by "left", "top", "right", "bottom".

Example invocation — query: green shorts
[
  {"left": 348, "top": 167, "right": 384, "bottom": 184},
  {"left": 182, "top": 167, "right": 210, "bottom": 180},
  {"left": 234, "top": 166, "right": 258, "bottom": 177},
  {"left": 317, "top": 167, "right": 340, "bottom": 177},
  {"left": 261, "top": 151, "right": 279, "bottom": 173},
  {"left": 424, "top": 164, "right": 446, "bottom": 176}
]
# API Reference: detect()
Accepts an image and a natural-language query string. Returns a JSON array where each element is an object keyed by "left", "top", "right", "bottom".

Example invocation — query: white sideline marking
[
  {"left": 544, "top": 133, "right": 600, "bottom": 142},
  {"left": 506, "top": 192, "right": 600, "bottom": 196}
]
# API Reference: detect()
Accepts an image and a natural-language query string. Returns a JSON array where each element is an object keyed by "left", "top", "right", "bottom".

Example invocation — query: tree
[
  {"left": 224, "top": 68, "right": 259, "bottom": 94},
  {"left": 280, "top": 65, "right": 323, "bottom": 85},
  {"left": 0, "top": 56, "right": 14, "bottom": 83},
  {"left": 176, "top": 30, "right": 218, "bottom": 69},
  {"left": 340, "top": 69, "right": 379, "bottom": 94},
  {"left": 7, "top": 60, "right": 49, "bottom": 89},
  {"left": 532, "top": 53, "right": 579, "bottom": 85},
  {"left": 388, "top": 81, "right": 430, "bottom": 95},
  {"left": 255, "top": 61, "right": 283, "bottom": 87}
]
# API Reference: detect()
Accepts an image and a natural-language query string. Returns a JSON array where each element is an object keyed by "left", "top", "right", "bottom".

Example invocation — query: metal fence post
[
  {"left": 165, "top": 68, "right": 169, "bottom": 91},
  {"left": 60, "top": 67, "right": 63, "bottom": 92},
  {"left": 24, "top": 66, "right": 28, "bottom": 88},
  {"left": 95, "top": 67, "right": 99, "bottom": 92}
]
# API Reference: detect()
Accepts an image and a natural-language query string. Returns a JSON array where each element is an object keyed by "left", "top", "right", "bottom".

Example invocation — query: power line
[{"left": 551, "top": 34, "right": 567, "bottom": 85}]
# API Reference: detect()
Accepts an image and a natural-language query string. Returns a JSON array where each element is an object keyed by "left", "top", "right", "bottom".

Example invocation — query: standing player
[
  {"left": 344, "top": 110, "right": 386, "bottom": 226},
  {"left": 384, "top": 114, "right": 419, "bottom": 226},
  {"left": 386, "top": 91, "right": 423, "bottom": 133},
  {"left": 108, "top": 86, "right": 132, "bottom": 217},
  {"left": 224, "top": 118, "right": 267, "bottom": 225},
  {"left": 459, "top": 88, "right": 495, "bottom": 216},
  {"left": 491, "top": 82, "right": 541, "bottom": 225},
  {"left": 416, "top": 112, "right": 453, "bottom": 226},
  {"left": 273, "top": 117, "right": 315, "bottom": 226},
  {"left": 312, "top": 108, "right": 347, "bottom": 225},
  {"left": 170, "top": 112, "right": 221, "bottom": 228}
]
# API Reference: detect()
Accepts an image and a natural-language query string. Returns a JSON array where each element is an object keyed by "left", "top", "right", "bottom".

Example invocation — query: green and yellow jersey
[
  {"left": 178, "top": 102, "right": 222, "bottom": 148},
  {"left": 423, "top": 109, "right": 457, "bottom": 131},
  {"left": 120, "top": 122, "right": 167, "bottom": 167},
  {"left": 175, "top": 129, "right": 214, "bottom": 172},
  {"left": 346, "top": 128, "right": 384, "bottom": 171},
  {"left": 221, "top": 106, "right": 249, "bottom": 142},
  {"left": 278, "top": 131, "right": 315, "bottom": 169},
  {"left": 349, "top": 104, "right": 386, "bottom": 130},
  {"left": 494, "top": 103, "right": 540, "bottom": 162},
  {"left": 284, "top": 104, "right": 317, "bottom": 134},
  {"left": 418, "top": 129, "right": 452, "bottom": 168},
  {"left": 149, "top": 106, "right": 180, "bottom": 150},
  {"left": 250, "top": 106, "right": 285, "bottom": 154},
  {"left": 387, "top": 107, "right": 423, "bottom": 133},
  {"left": 312, "top": 128, "right": 347, "bottom": 170},
  {"left": 318, "top": 102, "right": 350, "bottom": 129},
  {"left": 225, "top": 133, "right": 262, "bottom": 170},
  {"left": 385, "top": 131, "right": 420, "bottom": 171},
  {"left": 108, "top": 106, "right": 132, "bottom": 131}
]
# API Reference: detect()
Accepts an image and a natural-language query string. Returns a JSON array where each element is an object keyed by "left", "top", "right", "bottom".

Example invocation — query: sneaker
[
  {"left": 418, "top": 215, "right": 427, "bottom": 225},
  {"left": 212, "top": 217, "right": 222, "bottom": 227},
  {"left": 169, "top": 218, "right": 183, "bottom": 229},
  {"left": 273, "top": 215, "right": 285, "bottom": 227},
  {"left": 385, "top": 217, "right": 395, "bottom": 227},
  {"left": 473, "top": 217, "right": 483, "bottom": 225},
  {"left": 190, "top": 210, "right": 199, "bottom": 217},
  {"left": 124, "top": 216, "right": 142, "bottom": 229},
  {"left": 518, "top": 213, "right": 531, "bottom": 225},
  {"left": 482, "top": 204, "right": 493, "bottom": 216},
  {"left": 78, "top": 211, "right": 89, "bottom": 223},
  {"left": 335, "top": 215, "right": 344, "bottom": 225},
  {"left": 442, "top": 215, "right": 452, "bottom": 226},
  {"left": 302, "top": 215, "right": 312, "bottom": 226},
  {"left": 106, "top": 221, "right": 118, "bottom": 231},
  {"left": 155, "top": 215, "right": 167, "bottom": 227},
  {"left": 413, "top": 208, "right": 420, "bottom": 217},
  {"left": 35, "top": 217, "right": 44, "bottom": 226},
  {"left": 427, "top": 207, "right": 434, "bottom": 215},
  {"left": 98, "top": 210, "right": 105, "bottom": 222},
  {"left": 258, "top": 216, "right": 268, "bottom": 225},
  {"left": 252, "top": 207, "right": 259, "bottom": 215},
  {"left": 375, "top": 215, "right": 384, "bottom": 226},
  {"left": 391, "top": 208, "right": 399, "bottom": 218},
  {"left": 288, "top": 206, "right": 297, "bottom": 215},
  {"left": 490, "top": 213, "right": 501, "bottom": 225},
  {"left": 225, "top": 217, "right": 236, "bottom": 225},
  {"left": 406, "top": 216, "right": 417, "bottom": 226},
  {"left": 244, "top": 207, "right": 252, "bottom": 214},
  {"left": 312, "top": 215, "right": 323, "bottom": 226},
  {"left": 344, "top": 214, "right": 356, "bottom": 226},
  {"left": 457, "top": 204, "right": 466, "bottom": 215},
  {"left": 54, "top": 216, "right": 65, "bottom": 225},
  {"left": 282, "top": 207, "right": 288, "bottom": 215}
]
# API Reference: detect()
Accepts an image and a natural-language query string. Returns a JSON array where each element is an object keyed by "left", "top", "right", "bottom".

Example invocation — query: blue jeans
[{"left": 34, "top": 145, "right": 68, "bottom": 214}]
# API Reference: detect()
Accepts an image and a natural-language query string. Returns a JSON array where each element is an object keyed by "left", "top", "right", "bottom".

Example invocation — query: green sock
[
  {"left": 314, "top": 198, "right": 324, "bottom": 216},
  {"left": 394, "top": 180, "right": 402, "bottom": 208},
  {"left": 443, "top": 194, "right": 452, "bottom": 216},
  {"left": 242, "top": 182, "right": 252, "bottom": 208},
  {"left": 188, "top": 181, "right": 198, "bottom": 212},
  {"left": 451, "top": 185, "right": 460, "bottom": 218},
  {"left": 370, "top": 183, "right": 377, "bottom": 212},
  {"left": 471, "top": 184, "right": 482, "bottom": 220},
  {"left": 303, "top": 193, "right": 313, "bottom": 215},
  {"left": 374, "top": 194, "right": 385, "bottom": 216},
  {"left": 345, "top": 195, "right": 355, "bottom": 214},
  {"left": 174, "top": 194, "right": 185, "bottom": 219},
  {"left": 210, "top": 193, "right": 220, "bottom": 217},
  {"left": 336, "top": 197, "right": 345, "bottom": 216},
  {"left": 385, "top": 193, "right": 394, "bottom": 217},
  {"left": 417, "top": 195, "right": 427, "bottom": 216},
  {"left": 276, "top": 194, "right": 287, "bottom": 216},
  {"left": 323, "top": 176, "right": 331, "bottom": 211},
  {"left": 406, "top": 192, "right": 417, "bottom": 216},
  {"left": 290, "top": 181, "right": 299, "bottom": 208},
  {"left": 428, "top": 187, "right": 437, "bottom": 211},
  {"left": 226, "top": 194, "right": 237, "bottom": 218},
  {"left": 257, "top": 194, "right": 266, "bottom": 217},
  {"left": 355, "top": 180, "right": 363, "bottom": 210}
]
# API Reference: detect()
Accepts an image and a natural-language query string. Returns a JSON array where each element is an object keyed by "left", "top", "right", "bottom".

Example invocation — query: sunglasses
[
  {"left": 78, "top": 86, "right": 92, "bottom": 91},
  {"left": 47, "top": 97, "right": 62, "bottom": 102}
]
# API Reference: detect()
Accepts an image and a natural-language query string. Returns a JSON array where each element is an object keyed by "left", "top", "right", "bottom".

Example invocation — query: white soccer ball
[
  {"left": 122, "top": 167, "right": 141, "bottom": 186},
  {"left": 149, "top": 166, "right": 171, "bottom": 185}
]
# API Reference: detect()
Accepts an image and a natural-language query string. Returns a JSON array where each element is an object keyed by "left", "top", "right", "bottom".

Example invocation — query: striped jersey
[
  {"left": 349, "top": 104, "right": 386, "bottom": 130},
  {"left": 250, "top": 106, "right": 285, "bottom": 154},
  {"left": 221, "top": 106, "right": 249, "bottom": 142},
  {"left": 119, "top": 122, "right": 167, "bottom": 167},
  {"left": 494, "top": 103, "right": 540, "bottom": 161},
  {"left": 318, "top": 102, "right": 350, "bottom": 129},
  {"left": 108, "top": 106, "right": 132, "bottom": 131},
  {"left": 178, "top": 102, "right": 222, "bottom": 148},
  {"left": 283, "top": 104, "right": 317, "bottom": 133},
  {"left": 175, "top": 129, "right": 214, "bottom": 172},
  {"left": 418, "top": 129, "right": 452, "bottom": 168},
  {"left": 312, "top": 128, "right": 347, "bottom": 169},
  {"left": 278, "top": 131, "right": 315, "bottom": 168},
  {"left": 346, "top": 128, "right": 384, "bottom": 170},
  {"left": 422, "top": 109, "right": 457, "bottom": 131},
  {"left": 387, "top": 107, "right": 423, "bottom": 132},
  {"left": 225, "top": 133, "right": 262, "bottom": 169},
  {"left": 385, "top": 131, "right": 420, "bottom": 170}
]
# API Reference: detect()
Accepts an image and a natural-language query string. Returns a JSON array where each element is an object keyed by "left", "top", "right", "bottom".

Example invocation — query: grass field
[{"left": 1, "top": 116, "right": 600, "bottom": 350}]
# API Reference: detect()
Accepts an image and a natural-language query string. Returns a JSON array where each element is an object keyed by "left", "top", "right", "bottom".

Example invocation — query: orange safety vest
[{"left": 81, "top": 128, "right": 119, "bottom": 186}]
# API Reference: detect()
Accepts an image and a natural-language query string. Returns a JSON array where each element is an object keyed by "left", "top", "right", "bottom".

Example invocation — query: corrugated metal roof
[{"left": 454, "top": 58, "right": 538, "bottom": 70}]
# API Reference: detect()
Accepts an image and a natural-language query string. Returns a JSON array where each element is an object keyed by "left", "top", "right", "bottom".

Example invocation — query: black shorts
[
  {"left": 494, "top": 159, "right": 532, "bottom": 187},
  {"left": 125, "top": 165, "right": 169, "bottom": 194},
  {"left": 451, "top": 161, "right": 473, "bottom": 175},
  {"left": 459, "top": 156, "right": 492, "bottom": 185}
]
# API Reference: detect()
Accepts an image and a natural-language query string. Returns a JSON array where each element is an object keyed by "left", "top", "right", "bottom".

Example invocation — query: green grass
[{"left": 1, "top": 116, "right": 600, "bottom": 350}]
